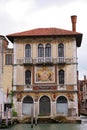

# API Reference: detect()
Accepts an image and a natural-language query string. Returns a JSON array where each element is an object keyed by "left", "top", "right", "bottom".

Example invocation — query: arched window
[
  {"left": 59, "top": 70, "right": 64, "bottom": 84},
  {"left": 25, "top": 70, "right": 31, "bottom": 84},
  {"left": 39, "top": 96, "right": 50, "bottom": 115},
  {"left": 45, "top": 43, "right": 51, "bottom": 57},
  {"left": 58, "top": 43, "right": 64, "bottom": 57},
  {"left": 56, "top": 96, "right": 68, "bottom": 115},
  {"left": 57, "top": 96, "right": 67, "bottom": 103},
  {"left": 25, "top": 44, "right": 31, "bottom": 57},
  {"left": 23, "top": 96, "right": 33, "bottom": 103},
  {"left": 22, "top": 96, "right": 33, "bottom": 115},
  {"left": 38, "top": 44, "right": 44, "bottom": 57}
]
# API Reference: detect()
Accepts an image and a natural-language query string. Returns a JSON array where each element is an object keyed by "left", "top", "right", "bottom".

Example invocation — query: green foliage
[
  {"left": 12, "top": 109, "right": 18, "bottom": 117},
  {"left": 9, "top": 90, "right": 14, "bottom": 96},
  {"left": 9, "top": 90, "right": 14, "bottom": 107}
]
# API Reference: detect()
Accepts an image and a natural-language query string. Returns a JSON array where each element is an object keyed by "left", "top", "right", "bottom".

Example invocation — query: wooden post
[
  {"left": 35, "top": 103, "right": 37, "bottom": 126},
  {"left": 10, "top": 109, "right": 12, "bottom": 125},
  {"left": 6, "top": 107, "right": 8, "bottom": 126},
  {"left": 31, "top": 105, "right": 34, "bottom": 128},
  {"left": 35, "top": 115, "right": 37, "bottom": 126},
  {"left": 0, "top": 104, "right": 2, "bottom": 124}
]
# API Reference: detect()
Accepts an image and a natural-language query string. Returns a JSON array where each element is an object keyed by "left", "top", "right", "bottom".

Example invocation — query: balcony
[
  {"left": 57, "top": 57, "right": 66, "bottom": 64},
  {"left": 16, "top": 57, "right": 77, "bottom": 65},
  {"left": 24, "top": 57, "right": 32, "bottom": 64},
  {"left": 35, "top": 57, "right": 53, "bottom": 64},
  {"left": 57, "top": 57, "right": 76, "bottom": 65},
  {"left": 16, "top": 57, "right": 32, "bottom": 65}
]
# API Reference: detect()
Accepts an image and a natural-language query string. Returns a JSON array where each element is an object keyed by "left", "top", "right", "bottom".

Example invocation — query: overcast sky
[{"left": 0, "top": 0, "right": 87, "bottom": 79}]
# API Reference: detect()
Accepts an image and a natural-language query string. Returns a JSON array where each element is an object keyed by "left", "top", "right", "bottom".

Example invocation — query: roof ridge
[{"left": 7, "top": 27, "right": 81, "bottom": 36}]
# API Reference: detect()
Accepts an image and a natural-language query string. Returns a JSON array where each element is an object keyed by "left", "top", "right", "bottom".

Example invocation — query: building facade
[
  {"left": 0, "top": 36, "right": 13, "bottom": 116},
  {"left": 0, "top": 36, "right": 8, "bottom": 92},
  {"left": 78, "top": 75, "right": 87, "bottom": 115},
  {"left": 7, "top": 16, "right": 82, "bottom": 117},
  {"left": 2, "top": 48, "right": 13, "bottom": 97}
]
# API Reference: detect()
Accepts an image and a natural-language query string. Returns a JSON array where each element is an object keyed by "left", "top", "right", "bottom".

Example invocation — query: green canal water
[
  {"left": 2, "top": 123, "right": 87, "bottom": 130},
  {"left": 2, "top": 116, "right": 87, "bottom": 130}
]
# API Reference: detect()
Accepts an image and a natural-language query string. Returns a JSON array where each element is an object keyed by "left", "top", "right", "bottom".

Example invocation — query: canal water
[
  {"left": 2, "top": 123, "right": 87, "bottom": 130},
  {"left": 3, "top": 116, "right": 87, "bottom": 130}
]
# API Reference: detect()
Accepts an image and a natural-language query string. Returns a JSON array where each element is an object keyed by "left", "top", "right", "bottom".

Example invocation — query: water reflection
[
  {"left": 3, "top": 123, "right": 87, "bottom": 130},
  {"left": 2, "top": 115, "right": 87, "bottom": 130},
  {"left": 80, "top": 115, "right": 87, "bottom": 124}
]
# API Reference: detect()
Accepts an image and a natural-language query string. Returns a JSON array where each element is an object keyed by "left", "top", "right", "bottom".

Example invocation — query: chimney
[
  {"left": 71, "top": 15, "right": 77, "bottom": 32},
  {"left": 84, "top": 75, "right": 86, "bottom": 81}
]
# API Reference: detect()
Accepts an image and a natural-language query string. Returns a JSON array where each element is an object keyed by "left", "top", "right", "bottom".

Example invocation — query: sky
[{"left": 0, "top": 0, "right": 87, "bottom": 79}]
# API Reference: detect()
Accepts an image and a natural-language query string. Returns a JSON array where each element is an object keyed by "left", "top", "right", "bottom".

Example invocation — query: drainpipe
[{"left": 0, "top": 38, "right": 4, "bottom": 73}]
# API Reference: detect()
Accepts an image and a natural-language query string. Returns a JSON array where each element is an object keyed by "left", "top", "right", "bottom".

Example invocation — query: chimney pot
[
  {"left": 71, "top": 15, "right": 77, "bottom": 32},
  {"left": 84, "top": 75, "right": 86, "bottom": 81}
]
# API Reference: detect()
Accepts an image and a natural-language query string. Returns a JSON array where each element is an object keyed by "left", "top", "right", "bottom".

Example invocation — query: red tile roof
[
  {"left": 7, "top": 28, "right": 81, "bottom": 36},
  {"left": 6, "top": 28, "right": 82, "bottom": 47}
]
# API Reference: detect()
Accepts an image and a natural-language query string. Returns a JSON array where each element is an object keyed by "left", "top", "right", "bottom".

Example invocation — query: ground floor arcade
[{"left": 13, "top": 92, "right": 78, "bottom": 117}]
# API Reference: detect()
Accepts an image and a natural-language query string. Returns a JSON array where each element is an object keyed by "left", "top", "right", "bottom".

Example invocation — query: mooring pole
[
  {"left": 10, "top": 108, "right": 12, "bottom": 125},
  {"left": 31, "top": 105, "right": 34, "bottom": 128},
  {"left": 6, "top": 107, "right": 8, "bottom": 126},
  {"left": 0, "top": 104, "right": 2, "bottom": 124},
  {"left": 35, "top": 115, "right": 37, "bottom": 126},
  {"left": 35, "top": 103, "right": 37, "bottom": 126}
]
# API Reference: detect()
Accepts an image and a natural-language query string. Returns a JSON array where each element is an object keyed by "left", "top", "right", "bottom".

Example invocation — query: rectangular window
[
  {"left": 5, "top": 54, "right": 12, "bottom": 65},
  {"left": 4, "top": 103, "right": 12, "bottom": 111}
]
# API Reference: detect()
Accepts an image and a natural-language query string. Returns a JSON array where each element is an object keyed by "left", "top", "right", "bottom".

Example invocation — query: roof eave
[
  {"left": 0, "top": 35, "right": 9, "bottom": 45},
  {"left": 75, "top": 34, "right": 83, "bottom": 47},
  {"left": 7, "top": 33, "right": 83, "bottom": 47}
]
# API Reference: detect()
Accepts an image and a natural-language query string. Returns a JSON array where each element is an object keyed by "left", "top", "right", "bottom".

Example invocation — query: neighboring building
[
  {"left": 0, "top": 36, "right": 13, "bottom": 117},
  {"left": 0, "top": 36, "right": 8, "bottom": 90},
  {"left": 2, "top": 48, "right": 13, "bottom": 99},
  {"left": 0, "top": 36, "right": 8, "bottom": 116},
  {"left": 79, "top": 75, "right": 87, "bottom": 114},
  {"left": 77, "top": 71, "right": 83, "bottom": 115},
  {"left": 7, "top": 15, "right": 82, "bottom": 117}
]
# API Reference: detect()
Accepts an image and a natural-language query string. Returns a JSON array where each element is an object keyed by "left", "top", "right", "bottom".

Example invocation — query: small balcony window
[
  {"left": 25, "top": 44, "right": 31, "bottom": 57},
  {"left": 38, "top": 44, "right": 44, "bottom": 57},
  {"left": 58, "top": 43, "right": 64, "bottom": 57},
  {"left": 25, "top": 70, "right": 31, "bottom": 85},
  {"left": 45, "top": 43, "right": 51, "bottom": 57},
  {"left": 5, "top": 54, "right": 12, "bottom": 65},
  {"left": 59, "top": 70, "right": 65, "bottom": 84}
]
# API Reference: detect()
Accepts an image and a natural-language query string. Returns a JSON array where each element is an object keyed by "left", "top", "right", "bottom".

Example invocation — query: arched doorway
[
  {"left": 39, "top": 96, "right": 50, "bottom": 115},
  {"left": 56, "top": 96, "right": 68, "bottom": 115},
  {"left": 22, "top": 96, "right": 33, "bottom": 115}
]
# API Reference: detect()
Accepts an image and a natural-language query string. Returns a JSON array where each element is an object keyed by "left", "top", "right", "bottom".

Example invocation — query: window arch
[
  {"left": 56, "top": 96, "right": 68, "bottom": 115},
  {"left": 58, "top": 43, "right": 64, "bottom": 57},
  {"left": 25, "top": 70, "right": 31, "bottom": 84},
  {"left": 45, "top": 43, "right": 51, "bottom": 57},
  {"left": 25, "top": 44, "right": 31, "bottom": 57},
  {"left": 59, "top": 70, "right": 64, "bottom": 84},
  {"left": 39, "top": 96, "right": 51, "bottom": 115},
  {"left": 57, "top": 96, "right": 67, "bottom": 103},
  {"left": 23, "top": 96, "right": 33, "bottom": 103},
  {"left": 38, "top": 44, "right": 44, "bottom": 57},
  {"left": 22, "top": 96, "right": 33, "bottom": 115}
]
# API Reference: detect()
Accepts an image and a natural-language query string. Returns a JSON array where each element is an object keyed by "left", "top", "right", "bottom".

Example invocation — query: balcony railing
[
  {"left": 24, "top": 57, "right": 32, "bottom": 64},
  {"left": 35, "top": 57, "right": 53, "bottom": 64},
  {"left": 57, "top": 57, "right": 75, "bottom": 64},
  {"left": 57, "top": 57, "right": 65, "bottom": 64},
  {"left": 16, "top": 57, "right": 77, "bottom": 65},
  {"left": 16, "top": 58, "right": 32, "bottom": 64}
]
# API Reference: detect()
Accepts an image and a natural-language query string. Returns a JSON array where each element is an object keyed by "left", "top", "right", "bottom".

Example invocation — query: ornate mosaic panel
[{"left": 35, "top": 66, "right": 55, "bottom": 83}]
